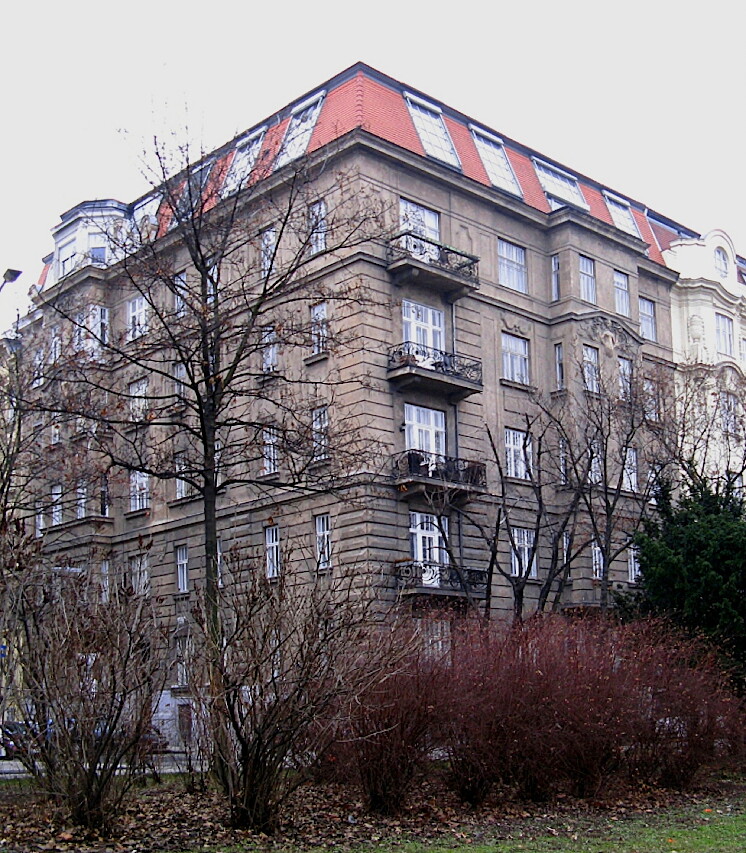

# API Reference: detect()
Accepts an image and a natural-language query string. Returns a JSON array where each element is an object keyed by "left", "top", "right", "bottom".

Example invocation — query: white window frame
[
  {"left": 35, "top": 501, "right": 45, "bottom": 538},
  {"left": 714, "top": 247, "right": 729, "bottom": 279},
  {"left": 260, "top": 326, "right": 278, "bottom": 373},
  {"left": 314, "top": 513, "right": 331, "bottom": 572},
  {"left": 173, "top": 361, "right": 188, "bottom": 400},
  {"left": 173, "top": 270, "right": 188, "bottom": 318},
  {"left": 554, "top": 342, "right": 565, "bottom": 390},
  {"left": 265, "top": 524, "right": 280, "bottom": 579},
  {"left": 505, "top": 427, "right": 532, "bottom": 480},
  {"left": 308, "top": 199, "right": 327, "bottom": 255},
  {"left": 128, "top": 378, "right": 148, "bottom": 420},
  {"left": 409, "top": 512, "right": 449, "bottom": 585},
  {"left": 614, "top": 270, "right": 630, "bottom": 317},
  {"left": 311, "top": 405, "right": 329, "bottom": 462},
  {"left": 260, "top": 227, "right": 276, "bottom": 276},
  {"left": 510, "top": 527, "right": 537, "bottom": 578},
  {"left": 405, "top": 93, "right": 461, "bottom": 169},
  {"left": 501, "top": 332, "right": 530, "bottom": 385},
  {"left": 534, "top": 159, "right": 588, "bottom": 209},
  {"left": 469, "top": 127, "right": 521, "bottom": 196},
  {"left": 592, "top": 541, "right": 603, "bottom": 580},
  {"left": 399, "top": 198, "right": 440, "bottom": 261},
  {"left": 76, "top": 481, "right": 87, "bottom": 520},
  {"left": 716, "top": 312, "right": 734, "bottom": 358},
  {"left": 176, "top": 544, "right": 189, "bottom": 593},
  {"left": 127, "top": 296, "right": 147, "bottom": 341},
  {"left": 129, "top": 554, "right": 149, "bottom": 596},
  {"left": 262, "top": 426, "right": 280, "bottom": 476},
  {"left": 405, "top": 403, "right": 446, "bottom": 457},
  {"left": 628, "top": 546, "right": 641, "bottom": 583},
  {"left": 623, "top": 447, "right": 638, "bottom": 492},
  {"left": 618, "top": 356, "right": 633, "bottom": 399},
  {"left": 58, "top": 239, "right": 77, "bottom": 278},
  {"left": 310, "top": 302, "right": 328, "bottom": 354},
  {"left": 604, "top": 193, "right": 641, "bottom": 237},
  {"left": 402, "top": 299, "right": 444, "bottom": 356},
  {"left": 720, "top": 391, "right": 740, "bottom": 435},
  {"left": 275, "top": 92, "right": 324, "bottom": 168},
  {"left": 498, "top": 238, "right": 528, "bottom": 293},
  {"left": 50, "top": 484, "right": 63, "bottom": 526},
  {"left": 639, "top": 297, "right": 657, "bottom": 342},
  {"left": 100, "top": 559, "right": 110, "bottom": 603},
  {"left": 175, "top": 451, "right": 190, "bottom": 500},
  {"left": 551, "top": 254, "right": 560, "bottom": 301},
  {"left": 129, "top": 470, "right": 150, "bottom": 512},
  {"left": 583, "top": 345, "right": 600, "bottom": 393},
  {"left": 222, "top": 127, "right": 265, "bottom": 197},
  {"left": 579, "top": 255, "right": 596, "bottom": 304}
]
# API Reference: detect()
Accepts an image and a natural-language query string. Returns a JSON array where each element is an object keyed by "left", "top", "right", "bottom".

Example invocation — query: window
[
  {"left": 59, "top": 240, "right": 77, "bottom": 278},
  {"left": 614, "top": 271, "right": 630, "bottom": 316},
  {"left": 222, "top": 128, "right": 265, "bottom": 196},
  {"left": 592, "top": 541, "right": 603, "bottom": 580},
  {"left": 31, "top": 349, "right": 44, "bottom": 388},
  {"left": 554, "top": 343, "right": 565, "bottom": 390},
  {"left": 310, "top": 302, "right": 328, "bottom": 355},
  {"left": 639, "top": 297, "right": 657, "bottom": 341},
  {"left": 589, "top": 438, "right": 603, "bottom": 485},
  {"left": 173, "top": 362, "right": 188, "bottom": 400},
  {"left": 405, "top": 94, "right": 460, "bottom": 168},
  {"left": 579, "top": 256, "right": 596, "bottom": 304},
  {"left": 100, "top": 560, "right": 110, "bottom": 603},
  {"left": 470, "top": 128, "right": 521, "bottom": 195},
  {"left": 314, "top": 513, "right": 331, "bottom": 572},
  {"left": 501, "top": 333, "right": 530, "bottom": 385},
  {"left": 643, "top": 377, "right": 659, "bottom": 422},
  {"left": 50, "top": 422, "right": 60, "bottom": 445},
  {"left": 623, "top": 447, "right": 638, "bottom": 492},
  {"left": 275, "top": 93, "right": 324, "bottom": 168},
  {"left": 128, "top": 378, "right": 148, "bottom": 420},
  {"left": 714, "top": 247, "right": 729, "bottom": 278},
  {"left": 402, "top": 300, "right": 444, "bottom": 357},
  {"left": 498, "top": 238, "right": 527, "bottom": 293},
  {"left": 216, "top": 539, "right": 224, "bottom": 588},
  {"left": 50, "top": 326, "right": 61, "bottom": 362},
  {"left": 260, "top": 326, "right": 278, "bottom": 373},
  {"left": 34, "top": 501, "right": 45, "bottom": 538},
  {"left": 76, "top": 482, "right": 87, "bottom": 519},
  {"left": 260, "top": 227, "right": 276, "bottom": 276},
  {"left": 99, "top": 475, "right": 110, "bottom": 517},
  {"left": 405, "top": 403, "right": 446, "bottom": 457},
  {"left": 262, "top": 426, "right": 280, "bottom": 475},
  {"left": 505, "top": 428, "right": 532, "bottom": 480},
  {"left": 510, "top": 527, "right": 537, "bottom": 578},
  {"left": 127, "top": 296, "right": 147, "bottom": 340},
  {"left": 173, "top": 270, "right": 187, "bottom": 317},
  {"left": 129, "top": 470, "right": 150, "bottom": 512},
  {"left": 50, "top": 484, "right": 63, "bottom": 526},
  {"left": 716, "top": 312, "right": 734, "bottom": 358},
  {"left": 129, "top": 554, "right": 149, "bottom": 596},
  {"left": 175, "top": 452, "right": 191, "bottom": 500},
  {"left": 740, "top": 338, "right": 746, "bottom": 363},
  {"left": 308, "top": 199, "right": 327, "bottom": 255},
  {"left": 175, "top": 635, "right": 192, "bottom": 687},
  {"left": 73, "top": 310, "right": 86, "bottom": 351},
  {"left": 399, "top": 198, "right": 440, "bottom": 261},
  {"left": 719, "top": 391, "right": 740, "bottom": 435},
  {"left": 265, "top": 525, "right": 280, "bottom": 579},
  {"left": 409, "top": 512, "right": 449, "bottom": 584},
  {"left": 551, "top": 254, "right": 560, "bottom": 301},
  {"left": 176, "top": 545, "right": 189, "bottom": 593},
  {"left": 88, "top": 233, "right": 107, "bottom": 266},
  {"left": 605, "top": 194, "right": 640, "bottom": 237},
  {"left": 618, "top": 356, "right": 633, "bottom": 399},
  {"left": 582, "top": 345, "right": 600, "bottom": 393},
  {"left": 311, "top": 405, "right": 329, "bottom": 462},
  {"left": 534, "top": 159, "right": 588, "bottom": 209},
  {"left": 628, "top": 546, "right": 641, "bottom": 583}
]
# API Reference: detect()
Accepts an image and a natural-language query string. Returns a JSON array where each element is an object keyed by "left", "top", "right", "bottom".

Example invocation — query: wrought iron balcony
[
  {"left": 393, "top": 449, "right": 487, "bottom": 501},
  {"left": 387, "top": 342, "right": 482, "bottom": 400},
  {"left": 387, "top": 231, "right": 479, "bottom": 299},
  {"left": 395, "top": 560, "right": 488, "bottom": 598}
]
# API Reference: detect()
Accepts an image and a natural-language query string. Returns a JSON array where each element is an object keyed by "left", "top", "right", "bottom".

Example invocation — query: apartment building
[{"left": 18, "top": 63, "right": 746, "bottom": 738}]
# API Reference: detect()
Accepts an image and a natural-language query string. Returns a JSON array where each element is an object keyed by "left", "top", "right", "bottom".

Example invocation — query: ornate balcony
[
  {"left": 387, "top": 232, "right": 479, "bottom": 300},
  {"left": 388, "top": 342, "right": 482, "bottom": 401},
  {"left": 393, "top": 449, "right": 487, "bottom": 501},
  {"left": 395, "top": 560, "right": 488, "bottom": 598}
]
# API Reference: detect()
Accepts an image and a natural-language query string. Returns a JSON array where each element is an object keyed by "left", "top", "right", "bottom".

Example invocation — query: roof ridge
[{"left": 355, "top": 70, "right": 365, "bottom": 129}]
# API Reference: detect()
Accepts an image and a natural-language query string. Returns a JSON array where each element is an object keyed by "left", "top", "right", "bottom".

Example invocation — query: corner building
[{"left": 22, "top": 63, "right": 746, "bottom": 740}]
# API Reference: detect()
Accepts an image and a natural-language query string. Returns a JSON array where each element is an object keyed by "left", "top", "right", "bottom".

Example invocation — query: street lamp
[{"left": 2, "top": 270, "right": 21, "bottom": 286}]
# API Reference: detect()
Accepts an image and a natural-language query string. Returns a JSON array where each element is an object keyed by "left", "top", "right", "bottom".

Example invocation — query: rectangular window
[
  {"left": 628, "top": 546, "right": 641, "bottom": 583},
  {"left": 405, "top": 403, "right": 446, "bottom": 457},
  {"left": 308, "top": 199, "right": 327, "bottom": 255},
  {"left": 127, "top": 296, "right": 147, "bottom": 341},
  {"left": 579, "top": 256, "right": 596, "bottom": 304},
  {"left": 176, "top": 544, "right": 189, "bottom": 593},
  {"left": 402, "top": 299, "right": 444, "bottom": 358},
  {"left": 614, "top": 271, "right": 630, "bottom": 316},
  {"left": 173, "top": 270, "right": 187, "bottom": 317},
  {"left": 589, "top": 438, "right": 603, "bottom": 485},
  {"left": 405, "top": 93, "right": 460, "bottom": 168},
  {"left": 310, "top": 302, "right": 328, "bottom": 354},
  {"left": 716, "top": 313, "right": 734, "bottom": 357},
  {"left": 265, "top": 525, "right": 280, "bottom": 579},
  {"left": 399, "top": 198, "right": 440, "bottom": 261},
  {"left": 32, "top": 349, "right": 44, "bottom": 388},
  {"left": 260, "top": 326, "right": 278, "bottom": 373},
  {"left": 719, "top": 391, "right": 740, "bottom": 435},
  {"left": 470, "top": 128, "right": 521, "bottom": 195},
  {"left": 592, "top": 541, "right": 603, "bottom": 580},
  {"left": 129, "top": 470, "right": 150, "bottom": 512},
  {"left": 173, "top": 362, "right": 188, "bottom": 400},
  {"left": 618, "top": 356, "right": 633, "bottom": 399},
  {"left": 35, "top": 501, "right": 45, "bottom": 537},
  {"left": 510, "top": 527, "right": 537, "bottom": 578},
  {"left": 129, "top": 554, "right": 149, "bottom": 596},
  {"left": 311, "top": 405, "right": 329, "bottom": 462},
  {"left": 50, "top": 326, "right": 61, "bottom": 362},
  {"left": 174, "top": 451, "right": 191, "bottom": 500},
  {"left": 50, "top": 484, "right": 63, "bottom": 526},
  {"left": 583, "top": 345, "right": 600, "bottom": 393},
  {"left": 260, "top": 227, "right": 276, "bottom": 276},
  {"left": 128, "top": 378, "right": 148, "bottom": 420},
  {"left": 314, "top": 513, "right": 331, "bottom": 572},
  {"left": 623, "top": 447, "right": 638, "bottom": 492},
  {"left": 551, "top": 254, "right": 560, "bottom": 301},
  {"left": 498, "top": 238, "right": 528, "bottom": 293},
  {"left": 639, "top": 297, "right": 657, "bottom": 341},
  {"left": 501, "top": 332, "right": 530, "bottom": 385},
  {"left": 275, "top": 93, "right": 324, "bottom": 168},
  {"left": 534, "top": 159, "right": 588, "bottom": 209},
  {"left": 76, "top": 481, "right": 87, "bottom": 519},
  {"left": 222, "top": 127, "right": 265, "bottom": 196},
  {"left": 59, "top": 240, "right": 77, "bottom": 278},
  {"left": 605, "top": 194, "right": 640, "bottom": 237},
  {"left": 409, "top": 512, "right": 449, "bottom": 583},
  {"left": 100, "top": 559, "right": 110, "bottom": 603},
  {"left": 643, "top": 377, "right": 659, "bottom": 422},
  {"left": 99, "top": 474, "right": 110, "bottom": 517},
  {"left": 554, "top": 342, "right": 565, "bottom": 390},
  {"left": 262, "top": 426, "right": 280, "bottom": 475},
  {"left": 505, "top": 428, "right": 531, "bottom": 480}
]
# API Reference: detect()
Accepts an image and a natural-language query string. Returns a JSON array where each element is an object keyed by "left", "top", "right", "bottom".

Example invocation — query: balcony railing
[
  {"left": 393, "top": 450, "right": 487, "bottom": 489},
  {"left": 395, "top": 560, "right": 488, "bottom": 597},
  {"left": 387, "top": 231, "right": 479, "bottom": 285},
  {"left": 388, "top": 342, "right": 482, "bottom": 385}
]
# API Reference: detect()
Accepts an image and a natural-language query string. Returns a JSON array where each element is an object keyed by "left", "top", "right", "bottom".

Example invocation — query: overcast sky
[{"left": 1, "top": 0, "right": 742, "bottom": 325}]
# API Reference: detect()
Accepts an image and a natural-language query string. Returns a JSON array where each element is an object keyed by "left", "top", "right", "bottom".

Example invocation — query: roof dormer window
[
  {"left": 533, "top": 159, "right": 588, "bottom": 210},
  {"left": 222, "top": 127, "right": 266, "bottom": 197},
  {"left": 470, "top": 127, "right": 521, "bottom": 197},
  {"left": 715, "top": 247, "right": 729, "bottom": 279},
  {"left": 604, "top": 193, "right": 641, "bottom": 237},
  {"left": 275, "top": 92, "right": 325, "bottom": 168},
  {"left": 405, "top": 93, "right": 461, "bottom": 169}
]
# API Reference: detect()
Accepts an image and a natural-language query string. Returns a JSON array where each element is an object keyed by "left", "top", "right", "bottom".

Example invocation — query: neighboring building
[{"left": 17, "top": 63, "right": 746, "bottom": 740}]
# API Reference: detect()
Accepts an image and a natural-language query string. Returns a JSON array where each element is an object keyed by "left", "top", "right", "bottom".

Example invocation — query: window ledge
[
  {"left": 168, "top": 495, "right": 199, "bottom": 507},
  {"left": 257, "top": 471, "right": 281, "bottom": 483},
  {"left": 499, "top": 378, "right": 535, "bottom": 393},
  {"left": 124, "top": 508, "right": 151, "bottom": 519},
  {"left": 304, "top": 351, "right": 329, "bottom": 366}
]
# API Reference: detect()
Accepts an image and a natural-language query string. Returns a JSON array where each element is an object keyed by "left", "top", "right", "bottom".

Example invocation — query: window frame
[
  {"left": 614, "top": 270, "right": 630, "bottom": 317},
  {"left": 275, "top": 92, "right": 325, "bottom": 168},
  {"left": 716, "top": 312, "right": 734, "bottom": 358},
  {"left": 314, "top": 513, "right": 331, "bottom": 573},
  {"left": 176, "top": 544, "right": 189, "bottom": 593},
  {"left": 639, "top": 297, "right": 657, "bottom": 342},
  {"left": 505, "top": 427, "right": 532, "bottom": 480},
  {"left": 501, "top": 332, "right": 530, "bottom": 385},
  {"left": 579, "top": 255, "right": 597, "bottom": 304},
  {"left": 604, "top": 193, "right": 641, "bottom": 237},
  {"left": 498, "top": 238, "right": 528, "bottom": 293},
  {"left": 510, "top": 527, "right": 537, "bottom": 578},
  {"left": 470, "top": 126, "right": 521, "bottom": 196},
  {"left": 311, "top": 405, "right": 329, "bottom": 462},
  {"left": 405, "top": 93, "right": 461, "bottom": 169},
  {"left": 310, "top": 302, "right": 328, "bottom": 355},
  {"left": 264, "top": 524, "right": 281, "bottom": 579},
  {"left": 582, "top": 344, "right": 600, "bottom": 393},
  {"left": 129, "top": 470, "right": 150, "bottom": 512},
  {"left": 533, "top": 158, "right": 589, "bottom": 210}
]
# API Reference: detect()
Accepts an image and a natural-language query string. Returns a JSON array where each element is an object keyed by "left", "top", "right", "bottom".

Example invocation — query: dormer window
[
  {"left": 533, "top": 159, "right": 588, "bottom": 210},
  {"left": 59, "top": 240, "right": 77, "bottom": 278},
  {"left": 470, "top": 127, "right": 521, "bottom": 197},
  {"left": 222, "top": 127, "right": 266, "bottom": 197},
  {"left": 405, "top": 93, "right": 460, "bottom": 169},
  {"left": 604, "top": 193, "right": 640, "bottom": 237},
  {"left": 275, "top": 92, "right": 324, "bottom": 168},
  {"left": 715, "top": 247, "right": 729, "bottom": 279}
]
